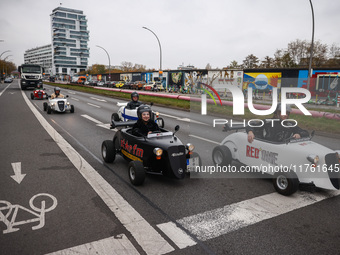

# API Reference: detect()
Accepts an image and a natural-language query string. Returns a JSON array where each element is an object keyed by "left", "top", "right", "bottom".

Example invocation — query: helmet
[
  {"left": 54, "top": 87, "right": 61, "bottom": 94},
  {"left": 137, "top": 105, "right": 152, "bottom": 119},
  {"left": 131, "top": 91, "right": 139, "bottom": 100},
  {"left": 275, "top": 103, "right": 292, "bottom": 115}
]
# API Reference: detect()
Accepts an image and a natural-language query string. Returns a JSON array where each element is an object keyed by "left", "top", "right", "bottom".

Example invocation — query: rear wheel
[
  {"left": 273, "top": 170, "right": 299, "bottom": 196},
  {"left": 128, "top": 161, "right": 145, "bottom": 186},
  {"left": 212, "top": 145, "right": 232, "bottom": 166},
  {"left": 101, "top": 140, "right": 116, "bottom": 163}
]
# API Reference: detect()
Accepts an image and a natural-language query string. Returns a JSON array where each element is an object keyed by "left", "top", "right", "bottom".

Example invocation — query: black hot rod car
[{"left": 101, "top": 120, "right": 201, "bottom": 185}]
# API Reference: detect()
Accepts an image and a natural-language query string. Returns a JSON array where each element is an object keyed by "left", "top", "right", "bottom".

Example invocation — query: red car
[{"left": 30, "top": 88, "right": 48, "bottom": 100}]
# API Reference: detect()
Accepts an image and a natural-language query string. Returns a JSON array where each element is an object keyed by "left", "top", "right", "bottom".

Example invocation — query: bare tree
[
  {"left": 260, "top": 56, "right": 274, "bottom": 68},
  {"left": 121, "top": 61, "right": 134, "bottom": 72}
]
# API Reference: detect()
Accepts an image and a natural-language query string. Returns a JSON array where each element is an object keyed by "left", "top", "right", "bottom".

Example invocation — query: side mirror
[
  {"left": 66, "top": 95, "right": 69, "bottom": 98},
  {"left": 175, "top": 125, "right": 180, "bottom": 132}
]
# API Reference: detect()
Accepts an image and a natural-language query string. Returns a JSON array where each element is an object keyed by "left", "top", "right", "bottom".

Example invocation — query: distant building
[
  {"left": 50, "top": 6, "right": 90, "bottom": 76},
  {"left": 24, "top": 44, "right": 53, "bottom": 74}
]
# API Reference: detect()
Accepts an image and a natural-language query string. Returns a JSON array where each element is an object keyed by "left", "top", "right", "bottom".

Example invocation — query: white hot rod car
[
  {"left": 43, "top": 95, "right": 75, "bottom": 114},
  {"left": 212, "top": 126, "right": 340, "bottom": 196}
]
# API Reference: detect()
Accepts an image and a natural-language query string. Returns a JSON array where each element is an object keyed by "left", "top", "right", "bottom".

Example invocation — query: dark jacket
[
  {"left": 126, "top": 100, "right": 142, "bottom": 110},
  {"left": 132, "top": 119, "right": 160, "bottom": 136},
  {"left": 246, "top": 118, "right": 309, "bottom": 142}
]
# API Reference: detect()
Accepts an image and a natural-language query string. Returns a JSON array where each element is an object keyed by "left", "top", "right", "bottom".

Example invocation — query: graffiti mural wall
[{"left": 243, "top": 72, "right": 281, "bottom": 91}]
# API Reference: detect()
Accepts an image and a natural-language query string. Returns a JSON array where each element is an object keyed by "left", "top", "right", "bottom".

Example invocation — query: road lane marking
[
  {"left": 22, "top": 90, "right": 174, "bottom": 254},
  {"left": 10, "top": 162, "right": 26, "bottom": 184},
  {"left": 87, "top": 103, "right": 101, "bottom": 108},
  {"left": 81, "top": 114, "right": 103, "bottom": 125},
  {"left": 46, "top": 234, "right": 139, "bottom": 255},
  {"left": 0, "top": 83, "right": 12, "bottom": 97},
  {"left": 90, "top": 96, "right": 107, "bottom": 102},
  {"left": 157, "top": 222, "right": 197, "bottom": 249},
  {"left": 173, "top": 190, "right": 340, "bottom": 241},
  {"left": 71, "top": 97, "right": 79, "bottom": 101},
  {"left": 81, "top": 115, "right": 117, "bottom": 131},
  {"left": 189, "top": 134, "right": 220, "bottom": 145}
]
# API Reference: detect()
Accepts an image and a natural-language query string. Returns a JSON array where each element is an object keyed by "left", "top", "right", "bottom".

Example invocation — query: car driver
[
  {"left": 246, "top": 103, "right": 309, "bottom": 143},
  {"left": 132, "top": 105, "right": 160, "bottom": 136},
  {"left": 50, "top": 87, "right": 65, "bottom": 99},
  {"left": 126, "top": 91, "right": 142, "bottom": 109}
]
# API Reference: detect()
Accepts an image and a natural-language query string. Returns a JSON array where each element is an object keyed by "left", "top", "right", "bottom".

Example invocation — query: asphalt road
[{"left": 1, "top": 80, "right": 340, "bottom": 255}]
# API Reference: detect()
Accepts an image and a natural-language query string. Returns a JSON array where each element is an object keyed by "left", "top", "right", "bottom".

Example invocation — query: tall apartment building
[
  {"left": 24, "top": 44, "right": 53, "bottom": 74},
  {"left": 50, "top": 6, "right": 89, "bottom": 76}
]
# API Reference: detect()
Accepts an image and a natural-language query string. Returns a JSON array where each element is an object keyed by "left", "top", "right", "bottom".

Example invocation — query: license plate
[{"left": 187, "top": 157, "right": 200, "bottom": 172}]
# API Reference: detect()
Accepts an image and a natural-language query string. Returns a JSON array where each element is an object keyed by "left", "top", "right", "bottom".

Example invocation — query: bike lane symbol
[{"left": 0, "top": 193, "right": 57, "bottom": 234}]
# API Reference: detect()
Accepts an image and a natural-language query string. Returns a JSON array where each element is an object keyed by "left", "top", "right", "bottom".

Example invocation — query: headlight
[
  {"left": 186, "top": 143, "right": 195, "bottom": 152},
  {"left": 307, "top": 154, "right": 319, "bottom": 164},
  {"left": 153, "top": 148, "right": 163, "bottom": 156},
  {"left": 67, "top": 102, "right": 70, "bottom": 105},
  {"left": 155, "top": 112, "right": 159, "bottom": 118},
  {"left": 153, "top": 148, "right": 163, "bottom": 160}
]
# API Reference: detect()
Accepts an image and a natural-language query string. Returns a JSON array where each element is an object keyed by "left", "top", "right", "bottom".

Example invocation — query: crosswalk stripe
[
  {"left": 174, "top": 190, "right": 340, "bottom": 241},
  {"left": 157, "top": 222, "right": 197, "bottom": 249}
]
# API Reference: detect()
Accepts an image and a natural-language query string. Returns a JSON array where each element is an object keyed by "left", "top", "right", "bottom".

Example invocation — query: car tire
[
  {"left": 47, "top": 106, "right": 52, "bottom": 114},
  {"left": 31, "top": 93, "right": 34, "bottom": 99},
  {"left": 70, "top": 105, "right": 75, "bottom": 113},
  {"left": 112, "top": 113, "right": 120, "bottom": 122},
  {"left": 128, "top": 161, "right": 145, "bottom": 186},
  {"left": 212, "top": 145, "right": 232, "bottom": 166},
  {"left": 43, "top": 102, "right": 47, "bottom": 111},
  {"left": 101, "top": 140, "right": 116, "bottom": 163},
  {"left": 273, "top": 170, "right": 299, "bottom": 196}
]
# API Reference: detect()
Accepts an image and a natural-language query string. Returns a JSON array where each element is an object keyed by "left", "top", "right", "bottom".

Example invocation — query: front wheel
[
  {"left": 43, "top": 102, "right": 47, "bottom": 111},
  {"left": 31, "top": 93, "right": 34, "bottom": 99},
  {"left": 273, "top": 170, "right": 299, "bottom": 196},
  {"left": 47, "top": 106, "right": 52, "bottom": 114},
  {"left": 70, "top": 105, "right": 75, "bottom": 113},
  {"left": 212, "top": 145, "right": 232, "bottom": 166},
  {"left": 101, "top": 140, "right": 116, "bottom": 163},
  {"left": 128, "top": 161, "right": 145, "bottom": 186},
  {"left": 112, "top": 113, "right": 120, "bottom": 122}
]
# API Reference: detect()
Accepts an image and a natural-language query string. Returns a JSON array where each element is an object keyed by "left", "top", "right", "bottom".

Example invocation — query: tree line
[{"left": 224, "top": 39, "right": 340, "bottom": 69}]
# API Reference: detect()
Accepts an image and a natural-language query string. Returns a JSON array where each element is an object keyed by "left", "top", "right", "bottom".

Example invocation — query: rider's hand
[{"left": 247, "top": 131, "right": 255, "bottom": 143}]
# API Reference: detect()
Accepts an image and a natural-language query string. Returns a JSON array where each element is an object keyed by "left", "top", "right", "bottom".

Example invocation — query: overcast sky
[{"left": 1, "top": 0, "right": 339, "bottom": 70}]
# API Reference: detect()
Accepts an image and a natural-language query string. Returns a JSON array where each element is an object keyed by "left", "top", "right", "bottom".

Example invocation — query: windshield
[{"left": 21, "top": 66, "right": 42, "bottom": 74}]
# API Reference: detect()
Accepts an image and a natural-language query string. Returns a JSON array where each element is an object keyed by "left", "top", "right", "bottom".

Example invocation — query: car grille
[
  {"left": 57, "top": 101, "right": 65, "bottom": 111},
  {"left": 325, "top": 153, "right": 340, "bottom": 189}
]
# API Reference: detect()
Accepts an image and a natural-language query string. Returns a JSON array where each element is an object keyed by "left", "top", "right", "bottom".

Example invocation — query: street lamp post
[
  {"left": 142, "top": 26, "right": 163, "bottom": 81},
  {"left": 96, "top": 45, "right": 111, "bottom": 82},
  {"left": 307, "top": 0, "right": 315, "bottom": 90},
  {"left": 0, "top": 50, "right": 11, "bottom": 59}
]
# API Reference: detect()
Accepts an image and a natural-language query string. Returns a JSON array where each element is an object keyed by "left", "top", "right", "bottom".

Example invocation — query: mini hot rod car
[
  {"left": 111, "top": 102, "right": 164, "bottom": 128},
  {"left": 101, "top": 122, "right": 201, "bottom": 185},
  {"left": 43, "top": 96, "right": 75, "bottom": 114},
  {"left": 31, "top": 88, "right": 48, "bottom": 100},
  {"left": 212, "top": 125, "right": 340, "bottom": 196}
]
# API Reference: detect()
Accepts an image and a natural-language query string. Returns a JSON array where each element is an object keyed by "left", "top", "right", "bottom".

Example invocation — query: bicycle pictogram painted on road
[{"left": 0, "top": 193, "right": 57, "bottom": 234}]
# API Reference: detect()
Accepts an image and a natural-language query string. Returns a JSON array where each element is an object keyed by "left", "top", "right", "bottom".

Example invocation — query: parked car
[
  {"left": 116, "top": 81, "right": 126, "bottom": 88},
  {"left": 131, "top": 81, "right": 146, "bottom": 90}
]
